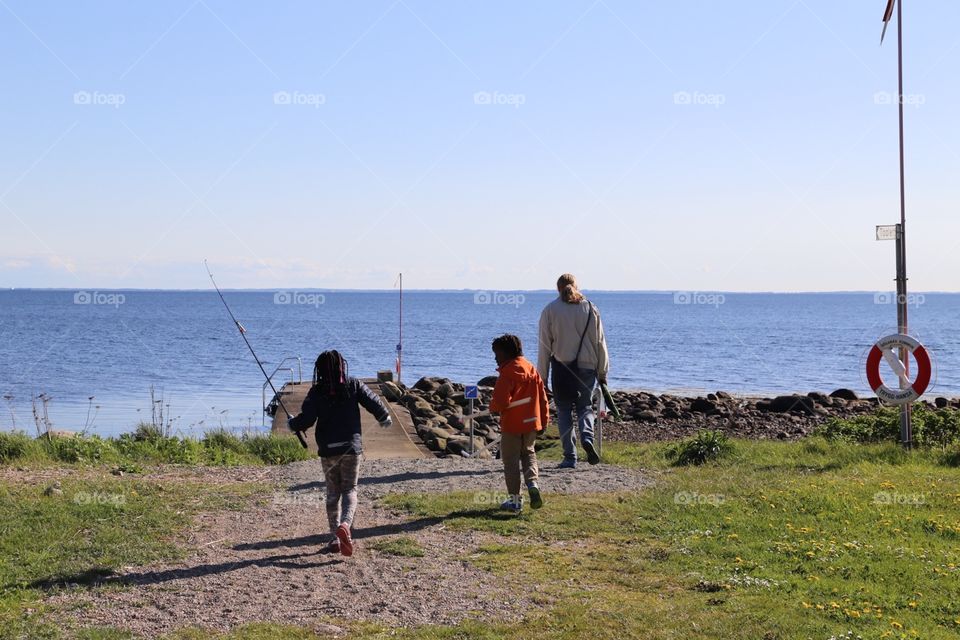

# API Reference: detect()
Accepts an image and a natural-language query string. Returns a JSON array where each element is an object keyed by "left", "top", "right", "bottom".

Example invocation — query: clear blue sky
[{"left": 1, "top": 0, "right": 958, "bottom": 291}]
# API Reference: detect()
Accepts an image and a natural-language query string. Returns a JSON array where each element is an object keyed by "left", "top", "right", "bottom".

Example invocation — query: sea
[{"left": 1, "top": 289, "right": 958, "bottom": 436}]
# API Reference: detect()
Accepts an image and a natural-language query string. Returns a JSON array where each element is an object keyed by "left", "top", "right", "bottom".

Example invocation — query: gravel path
[{"left": 47, "top": 458, "right": 651, "bottom": 638}]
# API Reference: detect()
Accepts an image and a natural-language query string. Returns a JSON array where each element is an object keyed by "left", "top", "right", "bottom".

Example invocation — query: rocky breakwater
[
  {"left": 380, "top": 376, "right": 502, "bottom": 457},
  {"left": 604, "top": 388, "right": 960, "bottom": 442}
]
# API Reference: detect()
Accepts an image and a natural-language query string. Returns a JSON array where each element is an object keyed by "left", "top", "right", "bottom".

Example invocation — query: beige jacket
[{"left": 537, "top": 297, "right": 609, "bottom": 383}]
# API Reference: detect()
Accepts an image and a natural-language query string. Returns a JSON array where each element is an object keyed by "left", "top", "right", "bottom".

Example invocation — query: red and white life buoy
[{"left": 865, "top": 334, "right": 932, "bottom": 405}]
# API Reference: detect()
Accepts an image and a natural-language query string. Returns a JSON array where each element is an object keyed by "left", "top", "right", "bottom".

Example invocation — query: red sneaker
[{"left": 336, "top": 524, "right": 354, "bottom": 557}]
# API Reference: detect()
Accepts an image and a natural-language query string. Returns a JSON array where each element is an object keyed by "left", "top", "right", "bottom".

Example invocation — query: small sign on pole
[{"left": 876, "top": 224, "right": 898, "bottom": 241}]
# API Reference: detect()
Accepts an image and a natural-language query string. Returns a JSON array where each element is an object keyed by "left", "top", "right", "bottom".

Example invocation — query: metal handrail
[{"left": 261, "top": 356, "right": 303, "bottom": 426}]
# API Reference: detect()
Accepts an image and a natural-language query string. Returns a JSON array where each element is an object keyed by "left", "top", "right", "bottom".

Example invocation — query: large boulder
[
  {"left": 437, "top": 382, "right": 456, "bottom": 399},
  {"left": 690, "top": 398, "right": 717, "bottom": 414},
  {"left": 829, "top": 388, "right": 859, "bottom": 401},
  {"left": 414, "top": 377, "right": 442, "bottom": 393},
  {"left": 765, "top": 395, "right": 817, "bottom": 415},
  {"left": 381, "top": 381, "right": 403, "bottom": 403},
  {"left": 478, "top": 375, "right": 499, "bottom": 387},
  {"left": 445, "top": 436, "right": 486, "bottom": 457}
]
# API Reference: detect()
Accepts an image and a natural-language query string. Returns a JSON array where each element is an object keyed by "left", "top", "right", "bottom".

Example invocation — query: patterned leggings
[{"left": 321, "top": 453, "right": 361, "bottom": 533}]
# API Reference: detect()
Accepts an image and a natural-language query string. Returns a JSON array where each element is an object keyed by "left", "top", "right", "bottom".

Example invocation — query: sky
[{"left": 1, "top": 0, "right": 959, "bottom": 292}]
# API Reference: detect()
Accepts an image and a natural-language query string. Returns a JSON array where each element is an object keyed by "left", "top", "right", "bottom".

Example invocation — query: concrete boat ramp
[{"left": 270, "top": 379, "right": 432, "bottom": 459}]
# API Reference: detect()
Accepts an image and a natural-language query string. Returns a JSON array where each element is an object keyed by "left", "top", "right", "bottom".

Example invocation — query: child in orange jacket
[{"left": 489, "top": 334, "right": 549, "bottom": 513}]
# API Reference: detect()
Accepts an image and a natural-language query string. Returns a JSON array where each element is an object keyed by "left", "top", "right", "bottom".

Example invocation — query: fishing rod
[{"left": 204, "top": 260, "right": 308, "bottom": 449}]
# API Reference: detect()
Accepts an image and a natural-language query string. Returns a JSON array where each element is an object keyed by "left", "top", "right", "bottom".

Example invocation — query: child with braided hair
[{"left": 288, "top": 350, "right": 393, "bottom": 556}]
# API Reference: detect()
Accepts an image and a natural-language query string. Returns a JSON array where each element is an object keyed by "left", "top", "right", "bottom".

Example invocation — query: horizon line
[{"left": 5, "top": 287, "right": 960, "bottom": 295}]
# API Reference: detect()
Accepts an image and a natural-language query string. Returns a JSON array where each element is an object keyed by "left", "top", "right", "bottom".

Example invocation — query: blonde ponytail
[{"left": 557, "top": 273, "right": 585, "bottom": 304}]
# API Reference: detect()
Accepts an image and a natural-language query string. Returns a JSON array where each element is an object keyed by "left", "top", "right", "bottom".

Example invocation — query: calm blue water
[{"left": 1, "top": 290, "right": 958, "bottom": 435}]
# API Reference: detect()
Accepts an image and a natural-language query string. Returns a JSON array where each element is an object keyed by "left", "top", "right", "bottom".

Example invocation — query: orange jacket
[{"left": 489, "top": 356, "right": 550, "bottom": 434}]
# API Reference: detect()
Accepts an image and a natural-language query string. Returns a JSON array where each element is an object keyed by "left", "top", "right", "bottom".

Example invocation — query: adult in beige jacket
[{"left": 537, "top": 274, "right": 609, "bottom": 468}]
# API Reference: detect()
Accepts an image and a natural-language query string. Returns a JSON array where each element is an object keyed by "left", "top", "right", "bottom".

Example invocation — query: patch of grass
[
  {"left": 816, "top": 405, "right": 960, "bottom": 448},
  {"left": 242, "top": 434, "right": 313, "bottom": 466},
  {"left": 0, "top": 431, "right": 311, "bottom": 468},
  {"left": 165, "top": 624, "right": 330, "bottom": 639},
  {"left": 0, "top": 431, "right": 33, "bottom": 462},
  {"left": 380, "top": 438, "right": 960, "bottom": 639},
  {"left": 665, "top": 429, "right": 733, "bottom": 466},
  {"left": 369, "top": 536, "right": 426, "bottom": 558},
  {"left": 0, "top": 476, "right": 266, "bottom": 638}
]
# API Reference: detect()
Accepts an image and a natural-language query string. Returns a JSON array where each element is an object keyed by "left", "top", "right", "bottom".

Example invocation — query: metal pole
[
  {"left": 895, "top": 0, "right": 912, "bottom": 448},
  {"left": 398, "top": 273, "right": 403, "bottom": 386},
  {"left": 468, "top": 397, "right": 475, "bottom": 457}
]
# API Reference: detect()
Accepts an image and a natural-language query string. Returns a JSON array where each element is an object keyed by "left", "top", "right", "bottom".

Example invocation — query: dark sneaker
[
  {"left": 500, "top": 496, "right": 522, "bottom": 513},
  {"left": 336, "top": 523, "right": 354, "bottom": 557},
  {"left": 583, "top": 441, "right": 601, "bottom": 465},
  {"left": 528, "top": 485, "right": 543, "bottom": 509},
  {"left": 557, "top": 459, "right": 577, "bottom": 470},
  {"left": 325, "top": 538, "right": 341, "bottom": 554}
]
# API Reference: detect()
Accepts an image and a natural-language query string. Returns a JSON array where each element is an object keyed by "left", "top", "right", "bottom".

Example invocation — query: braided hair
[
  {"left": 313, "top": 350, "right": 349, "bottom": 400},
  {"left": 491, "top": 334, "right": 523, "bottom": 360}
]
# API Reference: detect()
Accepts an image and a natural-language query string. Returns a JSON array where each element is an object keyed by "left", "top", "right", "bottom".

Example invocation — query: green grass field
[{"left": 2, "top": 418, "right": 960, "bottom": 639}]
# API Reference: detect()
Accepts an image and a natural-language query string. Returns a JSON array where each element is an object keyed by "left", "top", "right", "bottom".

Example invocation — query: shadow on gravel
[
  {"left": 287, "top": 468, "right": 495, "bottom": 493},
  {"left": 233, "top": 515, "right": 448, "bottom": 552},
  {"left": 26, "top": 552, "right": 342, "bottom": 592},
  {"left": 23, "top": 508, "right": 519, "bottom": 594}
]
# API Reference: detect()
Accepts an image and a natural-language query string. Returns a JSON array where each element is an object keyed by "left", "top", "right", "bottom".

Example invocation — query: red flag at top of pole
[{"left": 881, "top": 0, "right": 896, "bottom": 44}]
